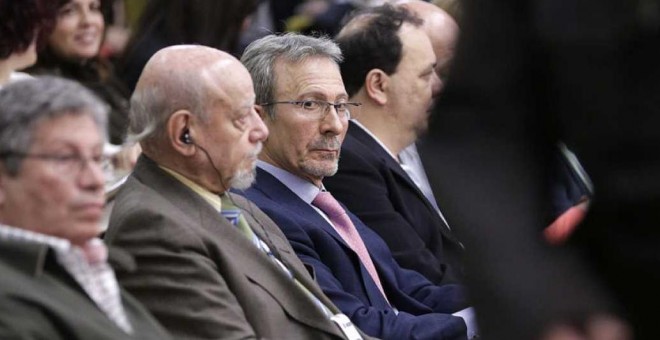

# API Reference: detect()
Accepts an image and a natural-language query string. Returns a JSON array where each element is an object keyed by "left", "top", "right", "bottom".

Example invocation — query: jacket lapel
[
  {"left": 347, "top": 123, "right": 463, "bottom": 245},
  {"left": 253, "top": 169, "right": 352, "bottom": 250},
  {"left": 133, "top": 159, "right": 343, "bottom": 337},
  {"left": 253, "top": 169, "right": 388, "bottom": 307}
]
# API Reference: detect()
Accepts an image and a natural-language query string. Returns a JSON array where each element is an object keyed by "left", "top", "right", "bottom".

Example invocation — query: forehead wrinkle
[{"left": 275, "top": 58, "right": 347, "bottom": 100}]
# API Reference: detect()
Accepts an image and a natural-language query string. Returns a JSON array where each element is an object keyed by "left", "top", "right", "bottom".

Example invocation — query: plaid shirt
[{"left": 0, "top": 223, "right": 133, "bottom": 334}]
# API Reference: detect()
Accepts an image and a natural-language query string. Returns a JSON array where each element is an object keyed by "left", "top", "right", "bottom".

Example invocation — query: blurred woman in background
[
  {"left": 26, "top": 0, "right": 139, "bottom": 206},
  {"left": 26, "top": 0, "right": 131, "bottom": 146}
]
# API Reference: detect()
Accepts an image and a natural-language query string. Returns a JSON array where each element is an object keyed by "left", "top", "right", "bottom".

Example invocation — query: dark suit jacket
[
  {"left": 105, "top": 156, "right": 350, "bottom": 339},
  {"left": 324, "top": 122, "right": 465, "bottom": 284},
  {"left": 242, "top": 168, "right": 469, "bottom": 340},
  {"left": 0, "top": 238, "right": 170, "bottom": 340},
  {"left": 420, "top": 0, "right": 660, "bottom": 338}
]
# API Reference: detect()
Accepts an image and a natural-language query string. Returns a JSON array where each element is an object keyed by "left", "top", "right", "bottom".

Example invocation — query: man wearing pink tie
[{"left": 240, "top": 31, "right": 475, "bottom": 340}]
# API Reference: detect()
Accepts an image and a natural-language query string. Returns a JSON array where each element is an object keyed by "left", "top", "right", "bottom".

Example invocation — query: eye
[
  {"left": 300, "top": 100, "right": 321, "bottom": 111},
  {"left": 235, "top": 116, "right": 247, "bottom": 126},
  {"left": 50, "top": 154, "right": 81, "bottom": 170},
  {"left": 91, "top": 153, "right": 105, "bottom": 164},
  {"left": 334, "top": 103, "right": 348, "bottom": 113},
  {"left": 233, "top": 113, "right": 250, "bottom": 131},
  {"left": 55, "top": 154, "right": 79, "bottom": 162},
  {"left": 58, "top": 4, "right": 76, "bottom": 17},
  {"left": 90, "top": 0, "right": 102, "bottom": 12}
]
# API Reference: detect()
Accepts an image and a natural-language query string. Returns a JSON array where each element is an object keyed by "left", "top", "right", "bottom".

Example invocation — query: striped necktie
[{"left": 219, "top": 194, "right": 334, "bottom": 318}]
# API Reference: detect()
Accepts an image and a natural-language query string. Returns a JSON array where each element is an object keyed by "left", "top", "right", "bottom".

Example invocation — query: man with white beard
[{"left": 105, "top": 45, "right": 362, "bottom": 340}]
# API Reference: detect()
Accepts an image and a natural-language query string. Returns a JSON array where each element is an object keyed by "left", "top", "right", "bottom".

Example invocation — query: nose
[
  {"left": 78, "top": 6, "right": 103, "bottom": 28},
  {"left": 78, "top": 7, "right": 92, "bottom": 25},
  {"left": 249, "top": 109, "right": 269, "bottom": 143},
  {"left": 320, "top": 106, "right": 346, "bottom": 136},
  {"left": 78, "top": 157, "right": 105, "bottom": 192}
]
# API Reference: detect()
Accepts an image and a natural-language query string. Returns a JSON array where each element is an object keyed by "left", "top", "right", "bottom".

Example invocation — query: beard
[
  {"left": 301, "top": 159, "right": 339, "bottom": 178},
  {"left": 300, "top": 136, "right": 341, "bottom": 178},
  {"left": 228, "top": 143, "right": 262, "bottom": 190},
  {"left": 229, "top": 166, "right": 257, "bottom": 190}
]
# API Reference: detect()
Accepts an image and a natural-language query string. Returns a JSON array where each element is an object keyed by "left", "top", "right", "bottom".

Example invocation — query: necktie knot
[{"left": 312, "top": 191, "right": 346, "bottom": 219}]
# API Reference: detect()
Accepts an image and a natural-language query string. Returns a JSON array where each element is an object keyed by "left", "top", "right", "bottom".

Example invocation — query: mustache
[
  {"left": 309, "top": 137, "right": 341, "bottom": 150},
  {"left": 249, "top": 142, "right": 263, "bottom": 158},
  {"left": 71, "top": 195, "right": 105, "bottom": 207}
]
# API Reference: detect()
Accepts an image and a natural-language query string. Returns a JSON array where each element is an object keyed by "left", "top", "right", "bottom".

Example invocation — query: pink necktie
[{"left": 312, "top": 191, "right": 388, "bottom": 302}]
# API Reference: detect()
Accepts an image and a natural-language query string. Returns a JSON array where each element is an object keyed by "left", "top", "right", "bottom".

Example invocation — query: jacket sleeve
[
  {"left": 106, "top": 202, "right": 259, "bottom": 340},
  {"left": 255, "top": 203, "right": 468, "bottom": 340}
]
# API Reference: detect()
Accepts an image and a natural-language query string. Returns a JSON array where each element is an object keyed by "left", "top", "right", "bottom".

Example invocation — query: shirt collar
[
  {"left": 350, "top": 119, "right": 399, "bottom": 162},
  {"left": 257, "top": 160, "right": 322, "bottom": 204},
  {"left": 0, "top": 223, "right": 71, "bottom": 253},
  {"left": 0, "top": 223, "right": 108, "bottom": 272},
  {"left": 160, "top": 165, "right": 223, "bottom": 211}
]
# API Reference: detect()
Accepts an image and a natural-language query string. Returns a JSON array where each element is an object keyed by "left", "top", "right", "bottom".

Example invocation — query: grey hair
[
  {"left": 0, "top": 76, "right": 108, "bottom": 175},
  {"left": 240, "top": 33, "right": 343, "bottom": 117}
]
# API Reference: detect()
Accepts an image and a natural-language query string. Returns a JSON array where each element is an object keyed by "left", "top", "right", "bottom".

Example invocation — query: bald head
[
  {"left": 128, "top": 44, "right": 267, "bottom": 193},
  {"left": 394, "top": 0, "right": 458, "bottom": 80},
  {"left": 129, "top": 45, "right": 247, "bottom": 148}
]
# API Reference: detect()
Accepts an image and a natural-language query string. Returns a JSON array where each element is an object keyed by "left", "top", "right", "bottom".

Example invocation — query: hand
[{"left": 541, "top": 315, "right": 631, "bottom": 340}]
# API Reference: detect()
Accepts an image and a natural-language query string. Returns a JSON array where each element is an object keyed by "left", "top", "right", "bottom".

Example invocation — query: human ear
[{"left": 364, "top": 69, "right": 389, "bottom": 105}]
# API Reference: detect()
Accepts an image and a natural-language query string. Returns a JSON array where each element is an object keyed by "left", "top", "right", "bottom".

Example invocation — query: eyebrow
[{"left": 297, "top": 91, "right": 349, "bottom": 101}]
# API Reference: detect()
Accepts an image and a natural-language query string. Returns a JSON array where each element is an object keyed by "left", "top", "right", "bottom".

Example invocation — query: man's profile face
[
  {"left": 199, "top": 63, "right": 268, "bottom": 191},
  {"left": 0, "top": 113, "right": 106, "bottom": 245},
  {"left": 259, "top": 56, "right": 349, "bottom": 185},
  {"left": 387, "top": 24, "right": 440, "bottom": 138}
]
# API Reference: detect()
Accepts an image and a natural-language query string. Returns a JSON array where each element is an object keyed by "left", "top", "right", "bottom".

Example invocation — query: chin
[
  {"left": 78, "top": 218, "right": 103, "bottom": 232},
  {"left": 302, "top": 161, "right": 338, "bottom": 178},
  {"left": 73, "top": 46, "right": 101, "bottom": 60},
  {"left": 229, "top": 168, "right": 257, "bottom": 190}
]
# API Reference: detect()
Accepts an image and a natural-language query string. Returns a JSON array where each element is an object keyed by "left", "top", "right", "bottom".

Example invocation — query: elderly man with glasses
[
  {"left": 240, "top": 32, "right": 473, "bottom": 340},
  {"left": 0, "top": 76, "right": 171, "bottom": 339},
  {"left": 103, "top": 45, "right": 368, "bottom": 340}
]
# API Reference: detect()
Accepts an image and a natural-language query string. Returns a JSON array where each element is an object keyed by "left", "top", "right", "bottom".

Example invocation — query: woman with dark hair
[
  {"left": 26, "top": 0, "right": 131, "bottom": 146},
  {"left": 0, "top": 0, "right": 55, "bottom": 87},
  {"left": 118, "top": 0, "right": 260, "bottom": 92}
]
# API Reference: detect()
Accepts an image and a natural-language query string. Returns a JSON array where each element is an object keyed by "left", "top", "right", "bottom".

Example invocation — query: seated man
[
  {"left": 325, "top": 3, "right": 465, "bottom": 285},
  {"left": 0, "top": 76, "right": 170, "bottom": 339},
  {"left": 240, "top": 32, "right": 475, "bottom": 340},
  {"left": 104, "top": 45, "right": 366, "bottom": 339}
]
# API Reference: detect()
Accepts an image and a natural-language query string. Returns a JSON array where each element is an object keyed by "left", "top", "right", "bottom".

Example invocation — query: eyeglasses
[
  {"left": 0, "top": 151, "right": 110, "bottom": 177},
  {"left": 260, "top": 100, "right": 361, "bottom": 120}
]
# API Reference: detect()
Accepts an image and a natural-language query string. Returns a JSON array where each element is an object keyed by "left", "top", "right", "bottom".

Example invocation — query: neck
[
  {"left": 0, "top": 62, "right": 13, "bottom": 85},
  {"left": 152, "top": 152, "right": 228, "bottom": 194},
  {"left": 258, "top": 153, "right": 324, "bottom": 188},
  {"left": 353, "top": 106, "right": 413, "bottom": 156}
]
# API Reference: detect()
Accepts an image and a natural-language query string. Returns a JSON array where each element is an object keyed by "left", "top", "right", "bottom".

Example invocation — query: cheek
[
  {"left": 35, "top": 177, "right": 74, "bottom": 212},
  {"left": 53, "top": 17, "right": 77, "bottom": 38},
  {"left": 291, "top": 130, "right": 315, "bottom": 157},
  {"left": 270, "top": 125, "right": 301, "bottom": 155},
  {"left": 49, "top": 27, "right": 73, "bottom": 51},
  {"left": 412, "top": 80, "right": 432, "bottom": 101},
  {"left": 13, "top": 176, "right": 72, "bottom": 233},
  {"left": 94, "top": 14, "right": 106, "bottom": 30}
]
